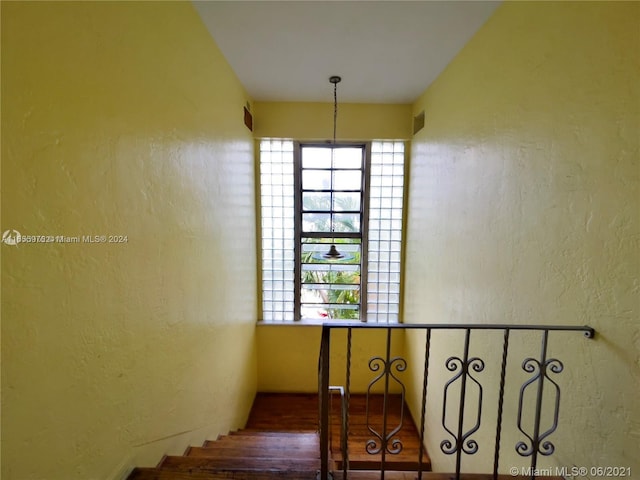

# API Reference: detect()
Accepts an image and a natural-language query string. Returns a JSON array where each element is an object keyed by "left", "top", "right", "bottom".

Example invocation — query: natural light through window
[
  {"left": 299, "top": 146, "right": 364, "bottom": 321},
  {"left": 259, "top": 139, "right": 295, "bottom": 321},
  {"left": 367, "top": 141, "right": 405, "bottom": 323},
  {"left": 259, "top": 140, "right": 405, "bottom": 323}
]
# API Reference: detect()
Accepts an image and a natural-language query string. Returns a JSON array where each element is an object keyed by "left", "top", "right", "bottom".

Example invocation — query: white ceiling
[{"left": 194, "top": 1, "right": 500, "bottom": 104}]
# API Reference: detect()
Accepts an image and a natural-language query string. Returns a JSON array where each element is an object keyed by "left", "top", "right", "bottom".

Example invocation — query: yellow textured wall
[
  {"left": 404, "top": 1, "right": 639, "bottom": 476},
  {"left": 254, "top": 101, "right": 412, "bottom": 140},
  {"left": 257, "top": 325, "right": 405, "bottom": 394},
  {"left": 1, "top": 2, "right": 257, "bottom": 479}
]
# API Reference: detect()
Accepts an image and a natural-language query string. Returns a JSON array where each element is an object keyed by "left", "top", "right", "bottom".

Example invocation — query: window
[
  {"left": 259, "top": 140, "right": 405, "bottom": 323},
  {"left": 298, "top": 145, "right": 365, "bottom": 321}
]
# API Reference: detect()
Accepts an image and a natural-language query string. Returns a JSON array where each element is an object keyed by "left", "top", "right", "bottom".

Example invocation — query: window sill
[{"left": 257, "top": 319, "right": 332, "bottom": 327}]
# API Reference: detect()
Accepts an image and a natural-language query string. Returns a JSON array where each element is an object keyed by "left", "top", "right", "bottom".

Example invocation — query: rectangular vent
[
  {"left": 244, "top": 106, "right": 253, "bottom": 131},
  {"left": 413, "top": 111, "right": 425, "bottom": 135}
]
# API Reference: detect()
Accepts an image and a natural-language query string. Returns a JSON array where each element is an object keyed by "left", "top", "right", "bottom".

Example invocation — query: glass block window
[
  {"left": 259, "top": 139, "right": 405, "bottom": 323},
  {"left": 367, "top": 141, "right": 405, "bottom": 323},
  {"left": 259, "top": 139, "right": 295, "bottom": 321}
]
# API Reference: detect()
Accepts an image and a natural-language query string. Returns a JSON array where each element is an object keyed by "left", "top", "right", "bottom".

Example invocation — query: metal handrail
[
  {"left": 319, "top": 322, "right": 595, "bottom": 337},
  {"left": 329, "top": 386, "right": 349, "bottom": 476},
  {"left": 317, "top": 322, "right": 595, "bottom": 480}
]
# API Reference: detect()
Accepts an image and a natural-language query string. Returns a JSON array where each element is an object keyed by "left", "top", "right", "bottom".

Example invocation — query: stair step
[
  {"left": 329, "top": 439, "right": 429, "bottom": 469},
  {"left": 210, "top": 433, "right": 318, "bottom": 448},
  {"left": 332, "top": 473, "right": 563, "bottom": 480},
  {"left": 129, "top": 468, "right": 563, "bottom": 480},
  {"left": 159, "top": 454, "right": 320, "bottom": 471},
  {"left": 246, "top": 393, "right": 318, "bottom": 430},
  {"left": 187, "top": 445, "right": 318, "bottom": 459},
  {"left": 128, "top": 467, "right": 319, "bottom": 479},
  {"left": 332, "top": 473, "right": 434, "bottom": 480},
  {"left": 228, "top": 428, "right": 316, "bottom": 436},
  {"left": 338, "top": 459, "right": 426, "bottom": 472}
]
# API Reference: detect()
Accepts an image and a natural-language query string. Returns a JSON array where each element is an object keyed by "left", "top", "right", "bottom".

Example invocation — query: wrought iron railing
[
  {"left": 317, "top": 323, "right": 595, "bottom": 480},
  {"left": 329, "top": 386, "right": 349, "bottom": 475}
]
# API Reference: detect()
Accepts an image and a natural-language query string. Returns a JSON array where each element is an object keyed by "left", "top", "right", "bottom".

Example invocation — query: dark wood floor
[
  {"left": 246, "top": 392, "right": 319, "bottom": 429},
  {"left": 247, "top": 392, "right": 430, "bottom": 471}
]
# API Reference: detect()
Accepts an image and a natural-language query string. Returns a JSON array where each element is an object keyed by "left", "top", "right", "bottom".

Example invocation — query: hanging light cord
[
  {"left": 330, "top": 75, "right": 341, "bottom": 144},
  {"left": 333, "top": 80, "right": 338, "bottom": 145},
  {"left": 331, "top": 80, "right": 337, "bottom": 235}
]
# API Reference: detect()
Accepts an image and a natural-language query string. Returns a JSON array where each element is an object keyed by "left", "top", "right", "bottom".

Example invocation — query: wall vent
[
  {"left": 413, "top": 111, "right": 425, "bottom": 135},
  {"left": 244, "top": 106, "right": 253, "bottom": 131}
]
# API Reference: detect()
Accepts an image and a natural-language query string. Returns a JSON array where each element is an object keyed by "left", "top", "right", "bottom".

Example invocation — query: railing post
[
  {"left": 530, "top": 330, "right": 549, "bottom": 479},
  {"left": 493, "top": 328, "right": 510, "bottom": 480},
  {"left": 319, "top": 325, "right": 331, "bottom": 480},
  {"left": 418, "top": 328, "right": 431, "bottom": 480},
  {"left": 454, "top": 329, "right": 472, "bottom": 479},
  {"left": 344, "top": 327, "right": 352, "bottom": 478}
]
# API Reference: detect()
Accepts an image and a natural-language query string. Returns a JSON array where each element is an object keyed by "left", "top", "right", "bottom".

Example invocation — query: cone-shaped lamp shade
[{"left": 323, "top": 244, "right": 344, "bottom": 260}]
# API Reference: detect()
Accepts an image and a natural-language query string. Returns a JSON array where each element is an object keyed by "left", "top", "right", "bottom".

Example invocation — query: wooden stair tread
[
  {"left": 159, "top": 454, "right": 320, "bottom": 471},
  {"left": 129, "top": 467, "right": 319, "bottom": 479},
  {"left": 228, "top": 428, "right": 316, "bottom": 436},
  {"left": 201, "top": 440, "right": 318, "bottom": 453},
  {"left": 212, "top": 432, "right": 319, "bottom": 445},
  {"left": 333, "top": 473, "right": 564, "bottom": 480},
  {"left": 187, "top": 446, "right": 319, "bottom": 459},
  {"left": 129, "top": 468, "right": 562, "bottom": 480},
  {"left": 245, "top": 393, "right": 319, "bottom": 430}
]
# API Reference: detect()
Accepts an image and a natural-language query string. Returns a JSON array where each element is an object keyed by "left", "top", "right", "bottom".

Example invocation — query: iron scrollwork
[
  {"left": 365, "top": 355, "right": 407, "bottom": 456},
  {"left": 440, "top": 355, "right": 485, "bottom": 456},
  {"left": 516, "top": 357, "right": 564, "bottom": 457}
]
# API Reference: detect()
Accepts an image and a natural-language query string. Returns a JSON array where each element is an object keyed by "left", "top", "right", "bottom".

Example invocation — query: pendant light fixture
[{"left": 322, "top": 75, "right": 345, "bottom": 261}]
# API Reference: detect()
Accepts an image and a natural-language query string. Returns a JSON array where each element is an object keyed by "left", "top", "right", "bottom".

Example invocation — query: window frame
[
  {"left": 257, "top": 138, "right": 406, "bottom": 324},
  {"left": 294, "top": 141, "right": 371, "bottom": 322}
]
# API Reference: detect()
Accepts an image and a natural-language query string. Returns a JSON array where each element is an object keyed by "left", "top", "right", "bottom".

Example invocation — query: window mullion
[
  {"left": 361, "top": 142, "right": 371, "bottom": 323},
  {"left": 293, "top": 141, "right": 303, "bottom": 321}
]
